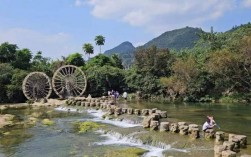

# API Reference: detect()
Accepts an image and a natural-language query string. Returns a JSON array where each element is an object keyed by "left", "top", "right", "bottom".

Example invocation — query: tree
[
  {"left": 111, "top": 54, "right": 123, "bottom": 69},
  {"left": 135, "top": 46, "right": 173, "bottom": 77},
  {"left": 11, "top": 48, "right": 32, "bottom": 70},
  {"left": 83, "top": 43, "right": 94, "bottom": 59},
  {"left": 66, "top": 53, "right": 85, "bottom": 67},
  {"left": 160, "top": 55, "right": 201, "bottom": 100},
  {"left": 0, "top": 42, "right": 18, "bottom": 63},
  {"left": 31, "top": 51, "right": 52, "bottom": 76},
  {"left": 6, "top": 69, "right": 28, "bottom": 102},
  {"left": 86, "top": 65, "right": 126, "bottom": 97},
  {"left": 84, "top": 54, "right": 114, "bottom": 70},
  {"left": 51, "top": 56, "right": 67, "bottom": 73},
  {"left": 95, "top": 35, "right": 105, "bottom": 53},
  {"left": 0, "top": 63, "right": 13, "bottom": 102}
]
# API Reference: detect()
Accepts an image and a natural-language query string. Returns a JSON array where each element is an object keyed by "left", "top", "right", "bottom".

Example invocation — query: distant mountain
[
  {"left": 143, "top": 27, "right": 202, "bottom": 50},
  {"left": 104, "top": 41, "right": 135, "bottom": 68},
  {"left": 104, "top": 27, "right": 203, "bottom": 67},
  {"left": 104, "top": 41, "right": 135, "bottom": 56}
]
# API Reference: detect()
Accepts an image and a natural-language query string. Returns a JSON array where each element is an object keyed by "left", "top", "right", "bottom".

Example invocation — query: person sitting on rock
[{"left": 202, "top": 116, "right": 216, "bottom": 132}]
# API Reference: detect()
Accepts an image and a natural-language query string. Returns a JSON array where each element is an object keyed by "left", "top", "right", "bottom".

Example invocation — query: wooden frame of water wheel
[
  {"left": 52, "top": 65, "right": 87, "bottom": 98},
  {"left": 22, "top": 72, "right": 52, "bottom": 101}
]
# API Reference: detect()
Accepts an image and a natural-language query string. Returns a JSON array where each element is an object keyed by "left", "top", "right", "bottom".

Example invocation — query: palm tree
[
  {"left": 82, "top": 43, "right": 94, "bottom": 60},
  {"left": 95, "top": 35, "right": 105, "bottom": 53}
]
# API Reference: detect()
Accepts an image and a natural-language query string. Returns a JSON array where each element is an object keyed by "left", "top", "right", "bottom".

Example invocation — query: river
[
  {"left": 127, "top": 101, "right": 251, "bottom": 139},
  {"left": 0, "top": 101, "right": 250, "bottom": 157}
]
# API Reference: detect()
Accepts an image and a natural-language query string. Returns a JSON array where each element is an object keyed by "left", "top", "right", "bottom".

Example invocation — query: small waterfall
[
  {"left": 55, "top": 107, "right": 142, "bottom": 128},
  {"left": 54, "top": 106, "right": 83, "bottom": 113},
  {"left": 94, "top": 130, "right": 189, "bottom": 157}
]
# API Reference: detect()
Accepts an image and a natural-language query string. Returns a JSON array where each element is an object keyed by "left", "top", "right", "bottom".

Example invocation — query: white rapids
[
  {"left": 54, "top": 107, "right": 142, "bottom": 128},
  {"left": 94, "top": 130, "right": 189, "bottom": 157}
]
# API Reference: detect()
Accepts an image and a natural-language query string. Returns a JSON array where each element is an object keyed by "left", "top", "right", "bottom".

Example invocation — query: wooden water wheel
[
  {"left": 52, "top": 65, "right": 87, "bottom": 98},
  {"left": 22, "top": 72, "right": 52, "bottom": 101}
]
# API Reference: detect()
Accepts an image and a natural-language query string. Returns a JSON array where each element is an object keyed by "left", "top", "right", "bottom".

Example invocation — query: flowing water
[{"left": 0, "top": 101, "right": 251, "bottom": 157}]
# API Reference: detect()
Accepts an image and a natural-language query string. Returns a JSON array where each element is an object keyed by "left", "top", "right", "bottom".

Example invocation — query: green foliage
[
  {"left": 11, "top": 48, "right": 32, "bottom": 70},
  {"left": 127, "top": 46, "right": 174, "bottom": 98},
  {"left": 95, "top": 35, "right": 105, "bottom": 53},
  {"left": 125, "top": 67, "right": 163, "bottom": 98},
  {"left": 1, "top": 23, "right": 251, "bottom": 103},
  {"left": 135, "top": 46, "right": 173, "bottom": 77},
  {"left": 104, "top": 41, "right": 135, "bottom": 68},
  {"left": 0, "top": 63, "right": 14, "bottom": 102},
  {"left": 86, "top": 65, "right": 126, "bottom": 97},
  {"left": 0, "top": 42, "right": 18, "bottom": 63},
  {"left": 50, "top": 57, "right": 66, "bottom": 73},
  {"left": 143, "top": 27, "right": 202, "bottom": 50},
  {"left": 84, "top": 54, "right": 117, "bottom": 70},
  {"left": 111, "top": 54, "right": 123, "bottom": 69},
  {"left": 95, "top": 35, "right": 105, "bottom": 46},
  {"left": 6, "top": 69, "right": 28, "bottom": 102},
  {"left": 31, "top": 51, "right": 52, "bottom": 76},
  {"left": 82, "top": 43, "right": 94, "bottom": 59},
  {"left": 66, "top": 53, "right": 85, "bottom": 67}
]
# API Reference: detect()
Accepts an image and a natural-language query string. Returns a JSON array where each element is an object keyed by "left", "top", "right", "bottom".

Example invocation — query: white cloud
[
  {"left": 0, "top": 28, "right": 79, "bottom": 59},
  {"left": 77, "top": 0, "right": 235, "bottom": 35},
  {"left": 75, "top": 0, "right": 86, "bottom": 7},
  {"left": 242, "top": 0, "right": 251, "bottom": 7}
]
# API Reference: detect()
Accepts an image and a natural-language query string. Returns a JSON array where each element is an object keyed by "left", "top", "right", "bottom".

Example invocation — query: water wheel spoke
[
  {"left": 73, "top": 88, "right": 81, "bottom": 95},
  {"left": 74, "top": 86, "right": 83, "bottom": 93},
  {"left": 62, "top": 68, "right": 68, "bottom": 76},
  {"left": 70, "top": 66, "right": 75, "bottom": 74}
]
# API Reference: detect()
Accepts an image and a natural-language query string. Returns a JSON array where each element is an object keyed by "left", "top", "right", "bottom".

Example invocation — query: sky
[{"left": 0, "top": 0, "right": 251, "bottom": 59}]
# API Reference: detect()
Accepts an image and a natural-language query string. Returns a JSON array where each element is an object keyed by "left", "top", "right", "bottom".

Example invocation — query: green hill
[
  {"left": 104, "top": 41, "right": 135, "bottom": 56},
  {"left": 104, "top": 27, "right": 203, "bottom": 67},
  {"left": 143, "top": 27, "right": 202, "bottom": 50},
  {"left": 104, "top": 41, "right": 135, "bottom": 68}
]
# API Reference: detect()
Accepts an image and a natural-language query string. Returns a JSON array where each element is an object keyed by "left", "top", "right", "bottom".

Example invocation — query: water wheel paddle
[
  {"left": 52, "top": 65, "right": 87, "bottom": 98},
  {"left": 22, "top": 72, "right": 52, "bottom": 101}
]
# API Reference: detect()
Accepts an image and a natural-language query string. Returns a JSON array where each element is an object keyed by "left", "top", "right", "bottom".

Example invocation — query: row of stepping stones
[
  {"left": 214, "top": 132, "right": 249, "bottom": 157},
  {"left": 142, "top": 113, "right": 200, "bottom": 139},
  {"left": 65, "top": 97, "right": 250, "bottom": 157}
]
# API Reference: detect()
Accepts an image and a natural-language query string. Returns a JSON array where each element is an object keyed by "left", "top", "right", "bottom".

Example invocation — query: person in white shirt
[
  {"left": 202, "top": 116, "right": 216, "bottom": 132},
  {"left": 122, "top": 91, "right": 128, "bottom": 100}
]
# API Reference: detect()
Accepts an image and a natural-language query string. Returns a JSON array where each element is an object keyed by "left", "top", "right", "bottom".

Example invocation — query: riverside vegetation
[{"left": 0, "top": 23, "right": 251, "bottom": 104}]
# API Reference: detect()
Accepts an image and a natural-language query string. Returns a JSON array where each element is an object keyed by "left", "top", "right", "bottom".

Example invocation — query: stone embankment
[{"left": 65, "top": 96, "right": 250, "bottom": 157}]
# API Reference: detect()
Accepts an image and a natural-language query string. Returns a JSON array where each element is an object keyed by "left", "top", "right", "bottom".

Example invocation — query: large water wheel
[
  {"left": 52, "top": 65, "right": 87, "bottom": 98},
  {"left": 22, "top": 72, "right": 52, "bottom": 101}
]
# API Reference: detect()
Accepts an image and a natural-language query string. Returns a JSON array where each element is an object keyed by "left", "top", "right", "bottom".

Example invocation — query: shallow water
[
  {"left": 0, "top": 101, "right": 251, "bottom": 157},
  {"left": 127, "top": 101, "right": 251, "bottom": 139}
]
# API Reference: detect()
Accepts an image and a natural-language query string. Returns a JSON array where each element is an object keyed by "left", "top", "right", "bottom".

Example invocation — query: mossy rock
[
  {"left": 31, "top": 112, "right": 43, "bottom": 118},
  {"left": 42, "top": 119, "right": 55, "bottom": 126},
  {"left": 104, "top": 147, "right": 147, "bottom": 157},
  {"left": 3, "top": 132, "right": 11, "bottom": 136},
  {"left": 74, "top": 121, "right": 103, "bottom": 133},
  {"left": 27, "top": 117, "right": 38, "bottom": 125}
]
